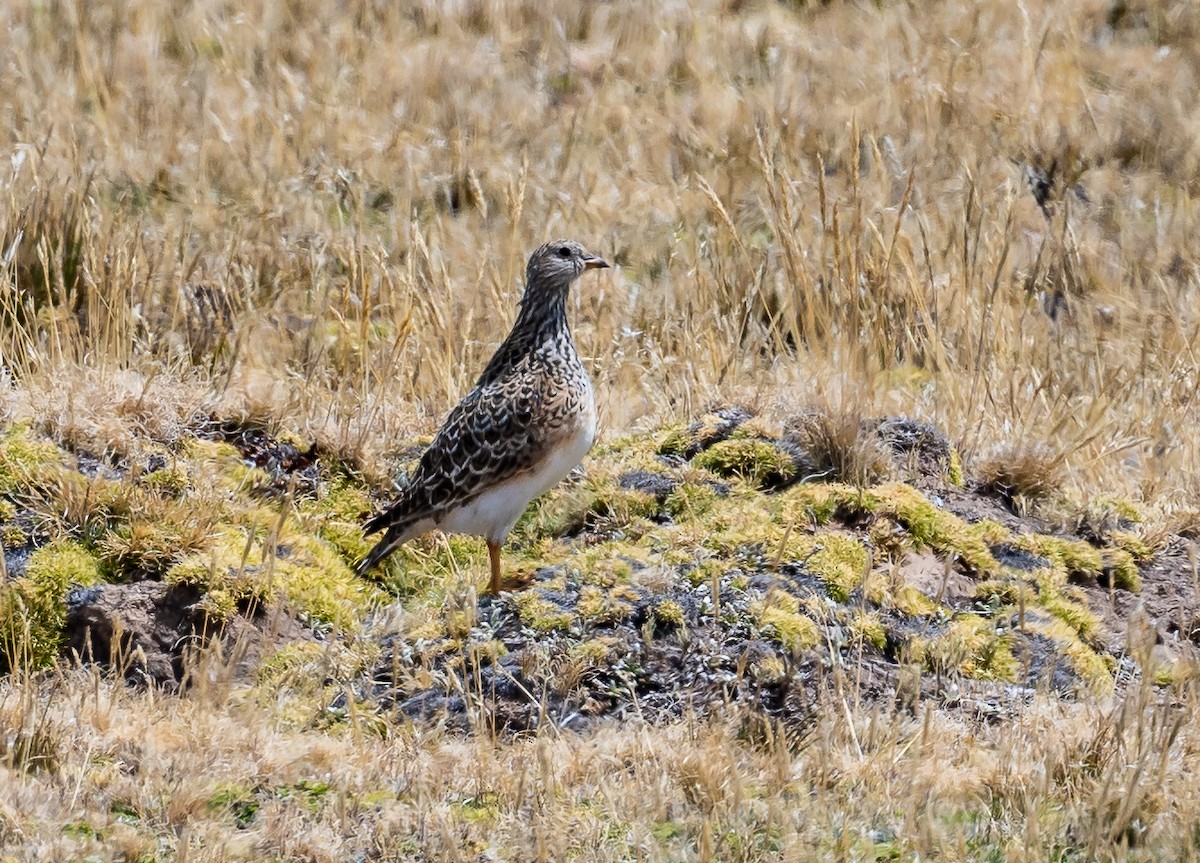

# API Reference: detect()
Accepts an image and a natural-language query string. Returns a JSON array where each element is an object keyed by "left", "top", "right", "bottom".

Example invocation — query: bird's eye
[{"left": 557, "top": 246, "right": 572, "bottom": 258}]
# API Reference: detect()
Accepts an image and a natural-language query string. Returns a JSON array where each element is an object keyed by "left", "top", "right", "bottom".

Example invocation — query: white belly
[{"left": 440, "top": 411, "right": 596, "bottom": 542}]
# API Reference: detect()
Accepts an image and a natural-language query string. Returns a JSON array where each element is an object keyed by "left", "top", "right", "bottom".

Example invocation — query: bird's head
[{"left": 525, "top": 239, "right": 609, "bottom": 289}]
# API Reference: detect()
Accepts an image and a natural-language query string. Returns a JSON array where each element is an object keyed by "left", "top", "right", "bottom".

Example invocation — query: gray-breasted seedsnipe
[{"left": 359, "top": 240, "right": 609, "bottom": 594}]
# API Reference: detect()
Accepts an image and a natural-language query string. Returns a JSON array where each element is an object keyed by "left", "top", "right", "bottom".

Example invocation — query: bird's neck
[
  {"left": 474, "top": 283, "right": 573, "bottom": 387},
  {"left": 511, "top": 285, "right": 570, "bottom": 343}
]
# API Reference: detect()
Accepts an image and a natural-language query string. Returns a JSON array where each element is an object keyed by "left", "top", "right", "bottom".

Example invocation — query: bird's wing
[{"left": 362, "top": 369, "right": 551, "bottom": 539}]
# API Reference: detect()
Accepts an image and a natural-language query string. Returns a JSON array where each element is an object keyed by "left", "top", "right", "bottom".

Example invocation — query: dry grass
[
  {"left": 3, "top": 657, "right": 1200, "bottom": 861},
  {"left": 976, "top": 439, "right": 1068, "bottom": 509},
  {"left": 0, "top": 0, "right": 1197, "bottom": 493},
  {"left": 2, "top": 0, "right": 1200, "bottom": 858}
]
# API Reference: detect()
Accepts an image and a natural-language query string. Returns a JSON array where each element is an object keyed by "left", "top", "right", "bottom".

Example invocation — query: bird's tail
[{"left": 357, "top": 526, "right": 403, "bottom": 577}]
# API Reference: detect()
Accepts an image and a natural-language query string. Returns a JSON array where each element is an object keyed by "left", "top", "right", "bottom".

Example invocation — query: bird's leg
[{"left": 487, "top": 540, "right": 502, "bottom": 595}]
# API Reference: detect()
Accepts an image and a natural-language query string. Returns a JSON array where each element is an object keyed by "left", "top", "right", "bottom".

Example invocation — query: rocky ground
[{"left": 2, "top": 407, "right": 1194, "bottom": 738}]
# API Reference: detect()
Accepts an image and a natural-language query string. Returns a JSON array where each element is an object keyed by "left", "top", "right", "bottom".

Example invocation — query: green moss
[
  {"left": 405, "top": 615, "right": 447, "bottom": 642},
  {"left": 98, "top": 513, "right": 209, "bottom": 578},
  {"left": 793, "top": 532, "right": 870, "bottom": 601},
  {"left": 511, "top": 590, "right": 576, "bottom": 632},
  {"left": 908, "top": 616, "right": 1018, "bottom": 681},
  {"left": 968, "top": 519, "right": 1011, "bottom": 546},
  {"left": 0, "top": 424, "right": 66, "bottom": 496},
  {"left": 973, "top": 578, "right": 1036, "bottom": 607},
  {"left": 1094, "top": 496, "right": 1144, "bottom": 523},
  {"left": 653, "top": 599, "right": 685, "bottom": 628},
  {"left": 568, "top": 637, "right": 616, "bottom": 665},
  {"left": 468, "top": 639, "right": 508, "bottom": 664},
  {"left": 0, "top": 539, "right": 104, "bottom": 669},
  {"left": 752, "top": 592, "right": 820, "bottom": 653},
  {"left": 2, "top": 525, "right": 28, "bottom": 547},
  {"left": 865, "top": 568, "right": 939, "bottom": 616},
  {"left": 1104, "top": 547, "right": 1142, "bottom": 591},
  {"left": 181, "top": 439, "right": 267, "bottom": 494},
  {"left": 452, "top": 793, "right": 501, "bottom": 825},
  {"left": 693, "top": 439, "right": 795, "bottom": 489},
  {"left": 1016, "top": 534, "right": 1103, "bottom": 582},
  {"left": 850, "top": 611, "right": 887, "bottom": 650},
  {"left": 140, "top": 465, "right": 189, "bottom": 496},
  {"left": 778, "top": 483, "right": 850, "bottom": 526},
  {"left": 1110, "top": 530, "right": 1154, "bottom": 563},
  {"left": 569, "top": 541, "right": 650, "bottom": 587},
  {"left": 257, "top": 641, "right": 329, "bottom": 689},
  {"left": 514, "top": 485, "right": 595, "bottom": 539},
  {"left": 686, "top": 558, "right": 731, "bottom": 588},
  {"left": 781, "top": 482, "right": 1001, "bottom": 572},
  {"left": 206, "top": 784, "right": 260, "bottom": 827},
  {"left": 657, "top": 411, "right": 746, "bottom": 457},
  {"left": 296, "top": 478, "right": 373, "bottom": 562},
  {"left": 577, "top": 585, "right": 637, "bottom": 624},
  {"left": 1028, "top": 615, "right": 1113, "bottom": 693},
  {"left": 893, "top": 584, "right": 939, "bottom": 617},
  {"left": 694, "top": 489, "right": 778, "bottom": 553},
  {"left": 165, "top": 518, "right": 379, "bottom": 628},
  {"left": 1042, "top": 594, "right": 1101, "bottom": 641},
  {"left": 590, "top": 485, "right": 662, "bottom": 527},
  {"left": 947, "top": 449, "right": 965, "bottom": 487},
  {"left": 869, "top": 483, "right": 999, "bottom": 573},
  {"left": 1152, "top": 660, "right": 1193, "bottom": 687},
  {"left": 664, "top": 482, "right": 718, "bottom": 520},
  {"left": 750, "top": 654, "right": 787, "bottom": 684}
]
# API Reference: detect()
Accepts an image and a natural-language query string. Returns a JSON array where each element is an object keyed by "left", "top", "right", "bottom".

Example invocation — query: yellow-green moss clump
[
  {"left": 511, "top": 590, "right": 576, "bottom": 633},
  {"left": 778, "top": 483, "right": 853, "bottom": 526},
  {"left": 1016, "top": 534, "right": 1104, "bottom": 583},
  {"left": 1102, "top": 548, "right": 1141, "bottom": 591},
  {"left": 165, "top": 517, "right": 380, "bottom": 629},
  {"left": 867, "top": 483, "right": 999, "bottom": 573},
  {"left": 779, "top": 482, "right": 1001, "bottom": 573},
  {"left": 865, "top": 569, "right": 940, "bottom": 617},
  {"left": 850, "top": 611, "right": 888, "bottom": 650},
  {"left": 907, "top": 616, "right": 1018, "bottom": 681},
  {"left": 1027, "top": 614, "right": 1113, "bottom": 693},
  {"left": 0, "top": 540, "right": 104, "bottom": 669},
  {"left": 656, "top": 411, "right": 746, "bottom": 457},
  {"left": 793, "top": 532, "right": 870, "bottom": 601},
  {"left": 693, "top": 439, "right": 795, "bottom": 488},
  {"left": 581, "top": 482, "right": 662, "bottom": 530},
  {"left": 653, "top": 599, "right": 685, "bottom": 628},
  {"left": 98, "top": 514, "right": 210, "bottom": 578},
  {"left": 140, "top": 465, "right": 190, "bottom": 497},
  {"left": 1042, "top": 593, "right": 1101, "bottom": 642},
  {"left": 297, "top": 478, "right": 374, "bottom": 563},
  {"left": 180, "top": 439, "right": 269, "bottom": 493},
  {"left": 664, "top": 482, "right": 719, "bottom": 520},
  {"left": 752, "top": 591, "right": 820, "bottom": 653},
  {"left": 577, "top": 585, "right": 638, "bottom": 625},
  {"left": 947, "top": 449, "right": 965, "bottom": 487},
  {"left": 567, "top": 637, "right": 616, "bottom": 669},
  {"left": 0, "top": 424, "right": 66, "bottom": 496},
  {"left": 253, "top": 641, "right": 358, "bottom": 728}
]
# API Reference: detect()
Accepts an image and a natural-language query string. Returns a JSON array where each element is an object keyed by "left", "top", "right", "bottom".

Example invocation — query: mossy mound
[
  {"left": 0, "top": 411, "right": 1178, "bottom": 725},
  {"left": 1, "top": 540, "right": 104, "bottom": 670},
  {"left": 366, "top": 408, "right": 1169, "bottom": 729},
  {"left": 0, "top": 423, "right": 383, "bottom": 678}
]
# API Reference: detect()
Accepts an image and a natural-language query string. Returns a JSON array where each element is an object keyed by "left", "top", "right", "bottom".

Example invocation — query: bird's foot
[{"left": 486, "top": 569, "right": 536, "bottom": 595}]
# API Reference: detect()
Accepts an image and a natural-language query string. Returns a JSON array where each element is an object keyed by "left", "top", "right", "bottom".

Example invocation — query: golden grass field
[{"left": 4, "top": 0, "right": 1200, "bottom": 860}]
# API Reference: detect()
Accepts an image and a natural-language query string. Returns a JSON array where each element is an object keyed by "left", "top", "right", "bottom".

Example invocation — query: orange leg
[{"left": 487, "top": 540, "right": 502, "bottom": 595}]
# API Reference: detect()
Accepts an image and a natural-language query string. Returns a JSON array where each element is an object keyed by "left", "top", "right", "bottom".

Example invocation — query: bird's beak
[{"left": 583, "top": 253, "right": 610, "bottom": 271}]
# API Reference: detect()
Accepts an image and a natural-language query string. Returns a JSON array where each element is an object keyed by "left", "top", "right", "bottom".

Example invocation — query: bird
[{"left": 358, "top": 239, "right": 609, "bottom": 594}]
